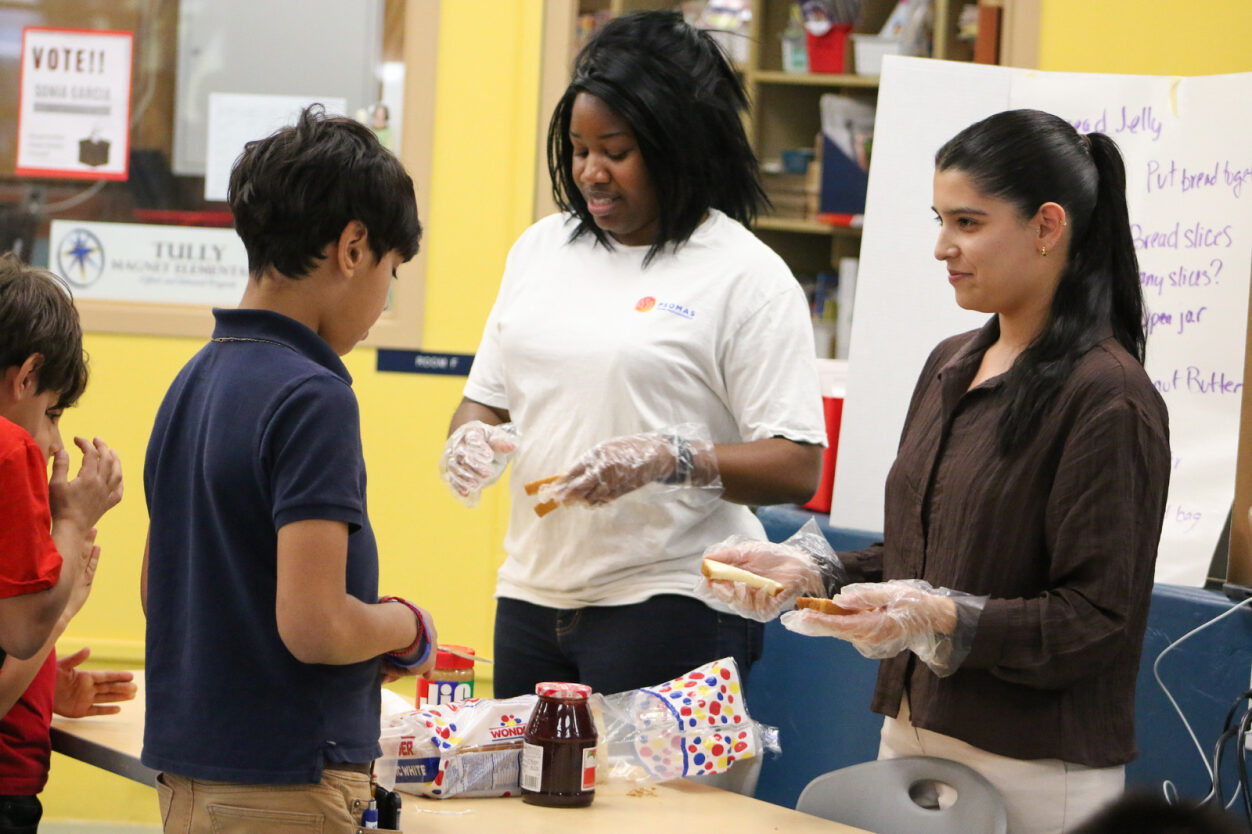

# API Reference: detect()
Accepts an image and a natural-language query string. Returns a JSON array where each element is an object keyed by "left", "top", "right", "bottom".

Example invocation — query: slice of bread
[
  {"left": 795, "top": 596, "right": 856, "bottom": 616},
  {"left": 524, "top": 475, "right": 560, "bottom": 496},
  {"left": 700, "top": 559, "right": 785, "bottom": 597}
]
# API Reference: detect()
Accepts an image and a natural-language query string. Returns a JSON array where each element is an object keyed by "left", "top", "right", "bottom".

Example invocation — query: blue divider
[{"left": 750, "top": 505, "right": 1252, "bottom": 809}]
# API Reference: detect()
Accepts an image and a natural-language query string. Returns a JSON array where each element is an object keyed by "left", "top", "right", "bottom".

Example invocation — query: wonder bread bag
[{"left": 375, "top": 695, "right": 537, "bottom": 798}]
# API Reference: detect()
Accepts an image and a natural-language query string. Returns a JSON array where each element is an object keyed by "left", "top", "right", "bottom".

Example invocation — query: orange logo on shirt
[{"left": 635, "top": 296, "right": 656, "bottom": 312}]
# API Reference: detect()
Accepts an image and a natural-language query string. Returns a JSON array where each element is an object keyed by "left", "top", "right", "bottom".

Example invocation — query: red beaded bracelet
[{"left": 379, "top": 595, "right": 427, "bottom": 662}]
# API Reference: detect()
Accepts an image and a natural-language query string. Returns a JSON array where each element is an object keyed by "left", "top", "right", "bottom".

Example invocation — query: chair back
[{"left": 796, "top": 755, "right": 1008, "bottom": 834}]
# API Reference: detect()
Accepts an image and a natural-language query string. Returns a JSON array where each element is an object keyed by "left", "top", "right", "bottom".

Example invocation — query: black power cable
[{"left": 1199, "top": 688, "right": 1252, "bottom": 827}]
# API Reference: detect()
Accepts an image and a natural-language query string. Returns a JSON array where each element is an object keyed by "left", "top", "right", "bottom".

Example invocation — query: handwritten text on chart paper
[
  {"left": 1139, "top": 259, "right": 1224, "bottom": 296},
  {"left": 1168, "top": 505, "right": 1203, "bottom": 533},
  {"left": 1152, "top": 366, "right": 1244, "bottom": 396},
  {"left": 1147, "top": 307, "right": 1207, "bottom": 336},
  {"left": 1069, "top": 105, "right": 1165, "bottom": 141},
  {"left": 1147, "top": 160, "right": 1252, "bottom": 198}
]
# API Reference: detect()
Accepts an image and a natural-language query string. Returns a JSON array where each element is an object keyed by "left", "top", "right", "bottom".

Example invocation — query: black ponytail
[
  {"left": 1083, "top": 133, "right": 1145, "bottom": 364},
  {"left": 935, "top": 110, "right": 1145, "bottom": 454}
]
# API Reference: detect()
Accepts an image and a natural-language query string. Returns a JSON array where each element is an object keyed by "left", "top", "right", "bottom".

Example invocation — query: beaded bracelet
[{"left": 379, "top": 595, "right": 435, "bottom": 669}]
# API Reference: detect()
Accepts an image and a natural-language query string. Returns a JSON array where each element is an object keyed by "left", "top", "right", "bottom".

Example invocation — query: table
[
  {"left": 51, "top": 673, "right": 868, "bottom": 833},
  {"left": 50, "top": 672, "right": 156, "bottom": 787},
  {"left": 402, "top": 778, "right": 866, "bottom": 833}
]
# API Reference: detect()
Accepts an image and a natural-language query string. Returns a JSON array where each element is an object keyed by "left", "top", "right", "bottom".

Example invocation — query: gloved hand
[
  {"left": 781, "top": 579, "right": 986, "bottom": 677},
  {"left": 695, "top": 518, "right": 846, "bottom": 623},
  {"left": 544, "top": 424, "right": 719, "bottom": 508},
  {"left": 439, "top": 421, "right": 518, "bottom": 507}
]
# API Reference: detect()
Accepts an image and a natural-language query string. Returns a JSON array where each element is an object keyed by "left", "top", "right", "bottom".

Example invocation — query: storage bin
[
  {"left": 818, "top": 133, "right": 869, "bottom": 216},
  {"left": 780, "top": 147, "right": 816, "bottom": 174},
  {"left": 851, "top": 34, "right": 901, "bottom": 75},
  {"left": 806, "top": 23, "right": 852, "bottom": 73},
  {"left": 802, "top": 359, "right": 847, "bottom": 513}
]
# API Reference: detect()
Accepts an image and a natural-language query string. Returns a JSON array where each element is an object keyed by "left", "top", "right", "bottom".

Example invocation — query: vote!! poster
[{"left": 16, "top": 27, "right": 134, "bottom": 181}]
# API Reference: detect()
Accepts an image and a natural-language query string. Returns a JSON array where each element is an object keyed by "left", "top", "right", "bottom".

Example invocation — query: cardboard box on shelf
[{"left": 761, "top": 167, "right": 821, "bottom": 219}]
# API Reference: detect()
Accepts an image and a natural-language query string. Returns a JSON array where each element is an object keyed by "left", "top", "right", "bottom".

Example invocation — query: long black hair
[
  {"left": 935, "top": 109, "right": 1145, "bottom": 454},
  {"left": 547, "top": 10, "right": 766, "bottom": 265}
]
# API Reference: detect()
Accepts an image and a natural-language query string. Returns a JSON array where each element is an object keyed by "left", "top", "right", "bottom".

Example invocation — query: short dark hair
[
  {"left": 935, "top": 109, "right": 1144, "bottom": 454},
  {"left": 228, "top": 104, "right": 421, "bottom": 278},
  {"left": 547, "top": 10, "right": 766, "bottom": 264},
  {"left": 0, "top": 252, "right": 88, "bottom": 409}
]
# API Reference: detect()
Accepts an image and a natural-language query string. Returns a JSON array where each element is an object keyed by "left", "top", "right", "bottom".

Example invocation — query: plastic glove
[
  {"left": 439, "top": 421, "right": 518, "bottom": 507},
  {"left": 780, "top": 579, "right": 987, "bottom": 677},
  {"left": 544, "top": 424, "right": 719, "bottom": 508},
  {"left": 695, "top": 518, "right": 847, "bottom": 622}
]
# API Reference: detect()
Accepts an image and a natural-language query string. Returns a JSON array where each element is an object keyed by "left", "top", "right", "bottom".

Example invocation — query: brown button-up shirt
[{"left": 840, "top": 321, "right": 1170, "bottom": 766}]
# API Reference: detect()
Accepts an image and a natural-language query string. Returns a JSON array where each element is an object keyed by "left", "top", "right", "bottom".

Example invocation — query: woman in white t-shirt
[{"left": 440, "top": 10, "right": 826, "bottom": 698}]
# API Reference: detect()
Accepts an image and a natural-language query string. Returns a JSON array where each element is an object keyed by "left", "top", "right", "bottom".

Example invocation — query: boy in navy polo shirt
[{"left": 141, "top": 105, "right": 435, "bottom": 831}]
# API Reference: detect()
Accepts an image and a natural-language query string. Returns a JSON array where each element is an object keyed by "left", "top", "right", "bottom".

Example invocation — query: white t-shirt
[{"left": 464, "top": 210, "right": 826, "bottom": 609}]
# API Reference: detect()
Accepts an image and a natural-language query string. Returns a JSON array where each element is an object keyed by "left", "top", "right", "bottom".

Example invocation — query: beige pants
[
  {"left": 879, "top": 696, "right": 1124, "bottom": 834},
  {"left": 155, "top": 768, "right": 373, "bottom": 834}
]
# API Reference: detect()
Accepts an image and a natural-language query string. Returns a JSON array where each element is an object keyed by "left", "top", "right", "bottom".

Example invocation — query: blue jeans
[{"left": 492, "top": 595, "right": 764, "bottom": 698}]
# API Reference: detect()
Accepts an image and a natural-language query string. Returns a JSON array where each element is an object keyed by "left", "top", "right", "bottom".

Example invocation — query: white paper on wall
[
  {"left": 831, "top": 57, "right": 1252, "bottom": 586},
  {"left": 203, "top": 93, "right": 347, "bottom": 202}
]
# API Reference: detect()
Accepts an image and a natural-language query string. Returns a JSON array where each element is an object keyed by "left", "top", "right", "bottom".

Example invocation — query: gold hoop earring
[{"left": 1040, "top": 245, "right": 1047, "bottom": 256}]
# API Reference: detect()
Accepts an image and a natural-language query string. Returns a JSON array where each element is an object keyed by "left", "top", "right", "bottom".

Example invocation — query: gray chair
[{"left": 796, "top": 755, "right": 1008, "bottom": 834}]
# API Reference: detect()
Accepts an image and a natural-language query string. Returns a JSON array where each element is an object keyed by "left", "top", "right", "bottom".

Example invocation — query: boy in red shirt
[{"left": 0, "top": 254, "right": 129, "bottom": 832}]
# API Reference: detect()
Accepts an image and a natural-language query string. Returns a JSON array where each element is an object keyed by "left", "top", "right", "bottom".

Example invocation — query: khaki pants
[
  {"left": 880, "top": 696, "right": 1124, "bottom": 834},
  {"left": 156, "top": 768, "right": 373, "bottom": 834}
]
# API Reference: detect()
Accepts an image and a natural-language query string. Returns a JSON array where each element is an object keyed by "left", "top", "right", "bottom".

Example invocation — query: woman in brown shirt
[{"left": 702, "top": 110, "right": 1170, "bottom": 833}]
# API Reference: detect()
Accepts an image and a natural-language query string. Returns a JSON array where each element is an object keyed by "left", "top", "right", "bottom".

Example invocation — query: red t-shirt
[
  {"left": 0, "top": 416, "right": 61, "bottom": 598},
  {"left": 0, "top": 651, "right": 55, "bottom": 794},
  {"left": 0, "top": 417, "right": 61, "bottom": 794}
]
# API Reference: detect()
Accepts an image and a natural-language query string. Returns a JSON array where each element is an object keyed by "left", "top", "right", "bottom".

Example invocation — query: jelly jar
[{"left": 520, "top": 682, "right": 597, "bottom": 807}]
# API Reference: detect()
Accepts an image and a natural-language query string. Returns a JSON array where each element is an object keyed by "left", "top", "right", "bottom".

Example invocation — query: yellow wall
[
  {"left": 42, "top": 1, "right": 543, "bottom": 823},
  {"left": 1037, "top": 0, "right": 1252, "bottom": 75}
]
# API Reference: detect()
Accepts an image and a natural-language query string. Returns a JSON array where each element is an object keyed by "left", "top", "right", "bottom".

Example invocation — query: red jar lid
[
  {"left": 535, "top": 682, "right": 592, "bottom": 700},
  {"left": 435, "top": 645, "right": 475, "bottom": 670}
]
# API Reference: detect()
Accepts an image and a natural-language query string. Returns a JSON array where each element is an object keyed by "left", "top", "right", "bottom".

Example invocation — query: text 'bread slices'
[{"left": 700, "top": 559, "right": 785, "bottom": 597}]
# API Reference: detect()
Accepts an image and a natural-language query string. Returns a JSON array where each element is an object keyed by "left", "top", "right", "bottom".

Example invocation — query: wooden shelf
[
  {"left": 754, "top": 216, "right": 862, "bottom": 236},
  {"left": 752, "top": 70, "right": 879, "bottom": 88}
]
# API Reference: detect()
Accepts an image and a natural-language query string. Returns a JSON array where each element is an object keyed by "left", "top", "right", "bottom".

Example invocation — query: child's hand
[
  {"left": 61, "top": 534, "right": 100, "bottom": 623},
  {"left": 48, "top": 437, "right": 124, "bottom": 532},
  {"left": 52, "top": 647, "right": 137, "bottom": 718}
]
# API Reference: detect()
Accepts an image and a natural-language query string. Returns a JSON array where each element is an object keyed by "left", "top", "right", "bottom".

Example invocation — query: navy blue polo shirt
[{"left": 142, "top": 308, "right": 381, "bottom": 783}]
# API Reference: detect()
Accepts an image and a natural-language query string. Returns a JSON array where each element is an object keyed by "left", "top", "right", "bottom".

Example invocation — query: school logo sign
[{"left": 55, "top": 226, "right": 105, "bottom": 288}]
